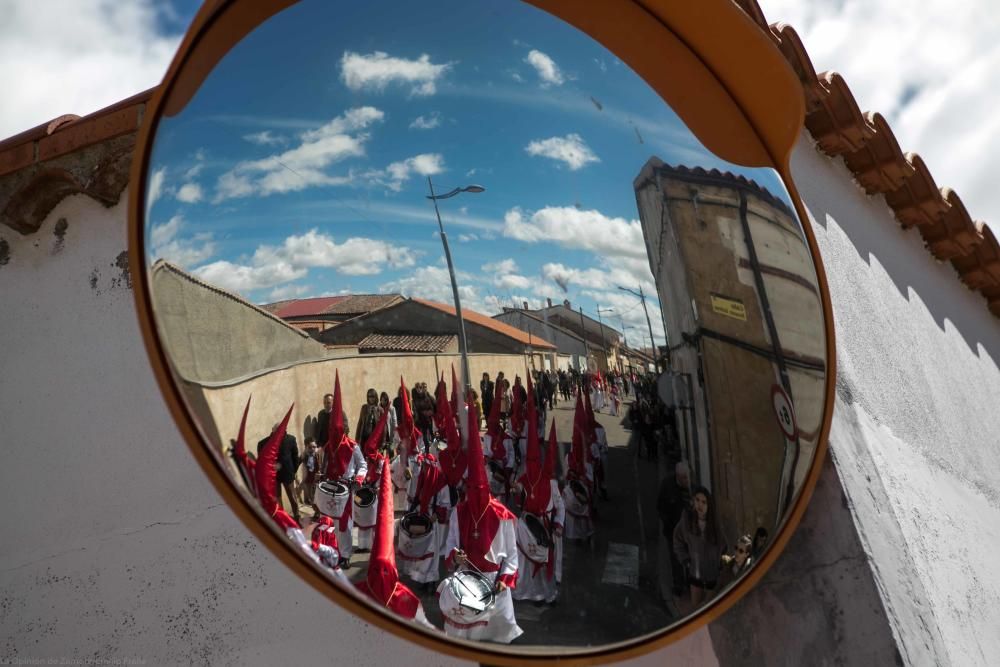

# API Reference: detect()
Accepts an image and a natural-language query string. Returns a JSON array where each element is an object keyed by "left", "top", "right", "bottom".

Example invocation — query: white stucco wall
[{"left": 791, "top": 129, "right": 1000, "bottom": 667}]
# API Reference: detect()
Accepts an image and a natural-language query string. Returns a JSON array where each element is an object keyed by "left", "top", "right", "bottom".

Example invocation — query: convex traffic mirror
[{"left": 130, "top": 0, "right": 835, "bottom": 663}]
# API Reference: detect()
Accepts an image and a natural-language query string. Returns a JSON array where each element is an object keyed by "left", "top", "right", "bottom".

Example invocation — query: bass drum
[
  {"left": 316, "top": 480, "right": 349, "bottom": 518},
  {"left": 398, "top": 511, "right": 435, "bottom": 560},
  {"left": 353, "top": 484, "right": 378, "bottom": 529},
  {"left": 438, "top": 569, "right": 497, "bottom": 625},
  {"left": 516, "top": 512, "right": 552, "bottom": 564}
]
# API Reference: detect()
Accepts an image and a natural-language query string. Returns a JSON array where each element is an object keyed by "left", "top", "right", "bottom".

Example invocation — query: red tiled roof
[
  {"left": 411, "top": 298, "right": 557, "bottom": 350},
  {"left": 734, "top": 0, "right": 1000, "bottom": 318},
  {"left": 270, "top": 296, "right": 348, "bottom": 318},
  {"left": 358, "top": 333, "right": 456, "bottom": 353},
  {"left": 324, "top": 294, "right": 402, "bottom": 314}
]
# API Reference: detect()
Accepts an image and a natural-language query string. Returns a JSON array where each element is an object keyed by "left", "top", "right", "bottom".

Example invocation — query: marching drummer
[
  {"left": 256, "top": 403, "right": 349, "bottom": 585},
  {"left": 320, "top": 372, "right": 368, "bottom": 569},
  {"left": 355, "top": 403, "right": 390, "bottom": 553},
  {"left": 563, "top": 392, "right": 595, "bottom": 543},
  {"left": 440, "top": 405, "right": 522, "bottom": 644},
  {"left": 397, "top": 447, "right": 450, "bottom": 592},
  {"left": 512, "top": 383, "right": 565, "bottom": 605}
]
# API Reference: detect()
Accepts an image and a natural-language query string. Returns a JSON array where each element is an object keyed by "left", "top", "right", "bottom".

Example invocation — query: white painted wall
[
  {"left": 791, "top": 129, "right": 1000, "bottom": 667},
  {"left": 0, "top": 191, "right": 715, "bottom": 665}
]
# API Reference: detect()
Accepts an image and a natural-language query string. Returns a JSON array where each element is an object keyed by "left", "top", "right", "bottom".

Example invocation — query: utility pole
[
  {"left": 619, "top": 284, "right": 659, "bottom": 370},
  {"left": 596, "top": 306, "right": 614, "bottom": 373},
  {"left": 578, "top": 305, "right": 590, "bottom": 372}
]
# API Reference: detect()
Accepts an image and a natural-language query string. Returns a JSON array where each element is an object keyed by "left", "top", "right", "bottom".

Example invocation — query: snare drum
[
  {"left": 316, "top": 480, "right": 349, "bottom": 518},
  {"left": 516, "top": 513, "right": 552, "bottom": 564},
  {"left": 353, "top": 484, "right": 378, "bottom": 528},
  {"left": 438, "top": 569, "right": 497, "bottom": 624},
  {"left": 398, "top": 511, "right": 435, "bottom": 560}
]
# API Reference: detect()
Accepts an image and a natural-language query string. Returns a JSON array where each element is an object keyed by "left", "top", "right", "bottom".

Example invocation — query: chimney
[
  {"left": 563, "top": 299, "right": 571, "bottom": 309},
  {"left": 522, "top": 301, "right": 529, "bottom": 310},
  {"left": 547, "top": 298, "right": 552, "bottom": 308}
]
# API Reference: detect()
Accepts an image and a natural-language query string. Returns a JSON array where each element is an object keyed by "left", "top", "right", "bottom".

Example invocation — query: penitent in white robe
[
  {"left": 397, "top": 483, "right": 450, "bottom": 584},
  {"left": 389, "top": 454, "right": 411, "bottom": 516},
  {"left": 329, "top": 446, "right": 367, "bottom": 560},
  {"left": 562, "top": 457, "right": 594, "bottom": 540},
  {"left": 440, "top": 510, "right": 523, "bottom": 644},
  {"left": 512, "top": 479, "right": 566, "bottom": 603}
]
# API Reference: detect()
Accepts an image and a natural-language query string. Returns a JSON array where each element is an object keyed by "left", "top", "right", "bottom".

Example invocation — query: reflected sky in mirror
[{"left": 142, "top": 0, "right": 824, "bottom": 652}]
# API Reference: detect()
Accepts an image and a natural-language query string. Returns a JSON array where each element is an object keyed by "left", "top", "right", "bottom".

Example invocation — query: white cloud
[
  {"left": 503, "top": 205, "right": 646, "bottom": 259},
  {"left": 496, "top": 273, "right": 533, "bottom": 290},
  {"left": 340, "top": 51, "right": 451, "bottom": 96},
  {"left": 213, "top": 106, "right": 383, "bottom": 201},
  {"left": 368, "top": 153, "right": 445, "bottom": 191},
  {"left": 524, "top": 49, "right": 564, "bottom": 86},
  {"left": 267, "top": 283, "right": 313, "bottom": 301},
  {"left": 380, "top": 265, "right": 485, "bottom": 312},
  {"left": 525, "top": 133, "right": 599, "bottom": 170},
  {"left": 756, "top": 0, "right": 998, "bottom": 232},
  {"left": 149, "top": 214, "right": 215, "bottom": 268},
  {"left": 193, "top": 229, "right": 419, "bottom": 294},
  {"left": 146, "top": 167, "right": 165, "bottom": 218},
  {"left": 193, "top": 260, "right": 306, "bottom": 293},
  {"left": 409, "top": 112, "right": 442, "bottom": 130},
  {"left": 0, "top": 1, "right": 181, "bottom": 138},
  {"left": 458, "top": 233, "right": 479, "bottom": 243},
  {"left": 176, "top": 182, "right": 203, "bottom": 204},
  {"left": 243, "top": 130, "right": 284, "bottom": 146},
  {"left": 483, "top": 258, "right": 519, "bottom": 274}
]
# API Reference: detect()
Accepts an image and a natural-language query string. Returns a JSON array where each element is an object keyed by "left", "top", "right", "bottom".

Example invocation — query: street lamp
[{"left": 426, "top": 176, "right": 484, "bottom": 444}]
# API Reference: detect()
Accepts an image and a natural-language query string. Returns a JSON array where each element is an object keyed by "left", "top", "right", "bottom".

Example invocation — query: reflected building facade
[{"left": 634, "top": 159, "right": 826, "bottom": 542}]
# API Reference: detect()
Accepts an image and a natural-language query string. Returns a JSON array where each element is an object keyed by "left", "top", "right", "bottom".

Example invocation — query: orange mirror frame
[{"left": 127, "top": 1, "right": 835, "bottom": 664}]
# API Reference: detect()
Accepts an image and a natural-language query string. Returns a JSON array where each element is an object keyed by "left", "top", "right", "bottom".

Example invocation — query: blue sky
[{"left": 143, "top": 0, "right": 796, "bottom": 348}]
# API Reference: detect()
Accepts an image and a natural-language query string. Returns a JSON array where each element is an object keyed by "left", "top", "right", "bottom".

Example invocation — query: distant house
[
  {"left": 493, "top": 307, "right": 587, "bottom": 371},
  {"left": 260, "top": 294, "right": 404, "bottom": 338},
  {"left": 508, "top": 299, "right": 623, "bottom": 373},
  {"left": 317, "top": 297, "right": 555, "bottom": 357}
]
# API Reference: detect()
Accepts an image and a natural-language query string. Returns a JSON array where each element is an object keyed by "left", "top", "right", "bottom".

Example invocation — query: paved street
[{"left": 300, "top": 396, "right": 676, "bottom": 646}]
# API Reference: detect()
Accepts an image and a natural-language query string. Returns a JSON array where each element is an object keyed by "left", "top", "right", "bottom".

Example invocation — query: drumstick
[{"left": 491, "top": 557, "right": 506, "bottom": 596}]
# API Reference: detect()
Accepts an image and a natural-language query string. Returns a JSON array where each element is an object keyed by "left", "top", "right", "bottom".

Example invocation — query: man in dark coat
[
  {"left": 657, "top": 461, "right": 692, "bottom": 595},
  {"left": 258, "top": 422, "right": 301, "bottom": 522},
  {"left": 480, "top": 372, "right": 495, "bottom": 425}
]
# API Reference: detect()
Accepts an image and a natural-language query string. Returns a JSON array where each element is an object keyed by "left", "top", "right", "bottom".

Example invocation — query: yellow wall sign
[{"left": 710, "top": 293, "right": 747, "bottom": 321}]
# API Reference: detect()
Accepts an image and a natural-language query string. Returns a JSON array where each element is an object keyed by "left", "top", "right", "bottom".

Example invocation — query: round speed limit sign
[{"left": 771, "top": 384, "right": 797, "bottom": 440}]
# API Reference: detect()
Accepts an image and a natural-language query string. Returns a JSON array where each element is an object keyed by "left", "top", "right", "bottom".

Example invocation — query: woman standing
[
  {"left": 379, "top": 391, "right": 398, "bottom": 454},
  {"left": 672, "top": 486, "right": 726, "bottom": 607}
]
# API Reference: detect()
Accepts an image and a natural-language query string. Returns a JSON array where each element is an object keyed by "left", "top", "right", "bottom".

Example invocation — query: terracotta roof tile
[
  {"left": 842, "top": 112, "right": 916, "bottom": 195},
  {"left": 951, "top": 223, "right": 1000, "bottom": 290},
  {"left": 411, "top": 298, "right": 557, "bottom": 349},
  {"left": 323, "top": 294, "right": 402, "bottom": 314},
  {"left": 805, "top": 71, "right": 876, "bottom": 156},
  {"left": 358, "top": 333, "right": 456, "bottom": 353},
  {"left": 271, "top": 296, "right": 348, "bottom": 318},
  {"left": 920, "top": 189, "right": 982, "bottom": 260},
  {"left": 883, "top": 153, "right": 950, "bottom": 229},
  {"left": 768, "top": 24, "right": 825, "bottom": 114}
]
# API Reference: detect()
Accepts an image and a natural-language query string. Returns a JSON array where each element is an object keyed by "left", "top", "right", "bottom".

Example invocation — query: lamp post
[{"left": 426, "top": 177, "right": 484, "bottom": 447}]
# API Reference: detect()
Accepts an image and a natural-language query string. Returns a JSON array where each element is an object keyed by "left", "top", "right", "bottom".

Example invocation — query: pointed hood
[
  {"left": 357, "top": 457, "right": 421, "bottom": 618},
  {"left": 256, "top": 403, "right": 295, "bottom": 518},
  {"left": 327, "top": 370, "right": 345, "bottom": 448},
  {"left": 465, "top": 397, "right": 491, "bottom": 516},
  {"left": 486, "top": 376, "right": 503, "bottom": 441},
  {"left": 362, "top": 401, "right": 389, "bottom": 459},
  {"left": 395, "top": 375, "right": 420, "bottom": 457},
  {"left": 510, "top": 376, "right": 525, "bottom": 437},
  {"left": 437, "top": 388, "right": 467, "bottom": 487},
  {"left": 520, "top": 378, "right": 550, "bottom": 515},
  {"left": 434, "top": 374, "right": 448, "bottom": 433},
  {"left": 583, "top": 384, "right": 599, "bottom": 443},
  {"left": 450, "top": 364, "right": 460, "bottom": 421},
  {"left": 234, "top": 394, "right": 257, "bottom": 498},
  {"left": 544, "top": 420, "right": 558, "bottom": 481}
]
